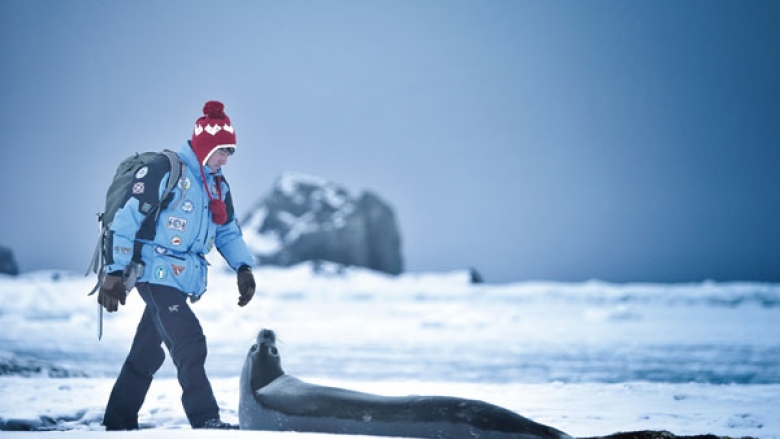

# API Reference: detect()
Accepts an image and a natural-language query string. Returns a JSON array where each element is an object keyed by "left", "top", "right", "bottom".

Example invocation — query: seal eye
[{"left": 269, "top": 346, "right": 279, "bottom": 356}]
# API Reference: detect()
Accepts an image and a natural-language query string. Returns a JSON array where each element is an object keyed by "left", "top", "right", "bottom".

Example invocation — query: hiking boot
[
  {"left": 196, "top": 418, "right": 239, "bottom": 429},
  {"left": 104, "top": 424, "right": 138, "bottom": 431},
  {"left": 102, "top": 414, "right": 139, "bottom": 431}
]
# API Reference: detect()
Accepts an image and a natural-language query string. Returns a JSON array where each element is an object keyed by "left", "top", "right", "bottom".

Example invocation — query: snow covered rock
[
  {"left": 242, "top": 172, "right": 403, "bottom": 275},
  {"left": 0, "top": 351, "right": 87, "bottom": 378},
  {"left": 0, "top": 245, "right": 19, "bottom": 276},
  {"left": 583, "top": 430, "right": 746, "bottom": 439}
]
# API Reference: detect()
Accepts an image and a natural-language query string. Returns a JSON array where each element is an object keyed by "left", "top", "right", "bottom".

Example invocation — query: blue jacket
[{"left": 106, "top": 142, "right": 254, "bottom": 297}]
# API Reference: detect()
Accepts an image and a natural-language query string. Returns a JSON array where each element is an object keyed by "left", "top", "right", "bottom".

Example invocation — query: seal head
[{"left": 248, "top": 329, "right": 284, "bottom": 391}]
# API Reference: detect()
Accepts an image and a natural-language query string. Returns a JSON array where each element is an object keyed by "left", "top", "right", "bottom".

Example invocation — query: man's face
[{"left": 206, "top": 147, "right": 234, "bottom": 171}]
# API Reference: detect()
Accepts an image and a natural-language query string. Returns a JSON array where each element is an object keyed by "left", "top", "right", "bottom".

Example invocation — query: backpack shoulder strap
[
  {"left": 159, "top": 149, "right": 182, "bottom": 198},
  {"left": 152, "top": 150, "right": 182, "bottom": 222}
]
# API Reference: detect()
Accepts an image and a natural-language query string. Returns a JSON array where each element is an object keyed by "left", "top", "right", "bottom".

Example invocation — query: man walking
[{"left": 98, "top": 100, "right": 256, "bottom": 430}]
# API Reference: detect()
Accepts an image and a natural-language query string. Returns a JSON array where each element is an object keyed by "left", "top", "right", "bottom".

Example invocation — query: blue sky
[{"left": 1, "top": 0, "right": 778, "bottom": 283}]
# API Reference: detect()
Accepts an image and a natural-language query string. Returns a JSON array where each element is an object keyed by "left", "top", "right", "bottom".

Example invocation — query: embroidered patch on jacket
[
  {"left": 179, "top": 177, "right": 191, "bottom": 191},
  {"left": 154, "top": 246, "right": 167, "bottom": 254},
  {"left": 155, "top": 266, "right": 167, "bottom": 279},
  {"left": 132, "top": 182, "right": 145, "bottom": 194},
  {"left": 135, "top": 166, "right": 148, "bottom": 179},
  {"left": 140, "top": 202, "right": 152, "bottom": 214},
  {"left": 171, "top": 236, "right": 182, "bottom": 246},
  {"left": 167, "top": 217, "right": 187, "bottom": 232},
  {"left": 172, "top": 264, "right": 185, "bottom": 276},
  {"left": 181, "top": 200, "right": 194, "bottom": 213}
]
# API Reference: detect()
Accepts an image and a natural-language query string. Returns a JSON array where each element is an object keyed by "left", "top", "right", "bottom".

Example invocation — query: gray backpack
[{"left": 86, "top": 150, "right": 183, "bottom": 296}]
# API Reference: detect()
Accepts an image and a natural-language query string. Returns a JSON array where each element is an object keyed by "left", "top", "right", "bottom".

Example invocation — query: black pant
[{"left": 103, "top": 283, "right": 219, "bottom": 430}]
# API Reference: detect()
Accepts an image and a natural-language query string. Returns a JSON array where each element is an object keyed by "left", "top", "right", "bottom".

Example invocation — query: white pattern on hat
[
  {"left": 204, "top": 124, "right": 222, "bottom": 135},
  {"left": 195, "top": 123, "right": 234, "bottom": 136}
]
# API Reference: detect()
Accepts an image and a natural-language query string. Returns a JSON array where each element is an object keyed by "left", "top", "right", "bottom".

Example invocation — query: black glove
[
  {"left": 237, "top": 265, "right": 255, "bottom": 307},
  {"left": 98, "top": 273, "right": 127, "bottom": 313}
]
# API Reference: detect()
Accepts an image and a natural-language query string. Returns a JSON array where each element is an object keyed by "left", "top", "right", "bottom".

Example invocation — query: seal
[{"left": 239, "top": 329, "right": 573, "bottom": 439}]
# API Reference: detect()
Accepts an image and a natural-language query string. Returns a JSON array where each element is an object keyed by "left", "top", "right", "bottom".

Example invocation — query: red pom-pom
[
  {"left": 209, "top": 199, "right": 228, "bottom": 225},
  {"left": 203, "top": 101, "right": 226, "bottom": 119}
]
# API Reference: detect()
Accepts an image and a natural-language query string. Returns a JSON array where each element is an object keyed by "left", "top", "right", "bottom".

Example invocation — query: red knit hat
[
  {"left": 191, "top": 100, "right": 235, "bottom": 225},
  {"left": 191, "top": 100, "right": 236, "bottom": 165}
]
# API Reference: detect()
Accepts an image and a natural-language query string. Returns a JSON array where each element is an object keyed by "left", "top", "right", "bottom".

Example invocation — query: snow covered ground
[{"left": 1, "top": 263, "right": 778, "bottom": 438}]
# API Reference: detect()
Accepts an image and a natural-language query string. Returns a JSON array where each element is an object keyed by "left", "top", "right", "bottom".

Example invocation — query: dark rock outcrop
[
  {"left": 469, "top": 267, "right": 484, "bottom": 284},
  {"left": 0, "top": 245, "right": 19, "bottom": 276},
  {"left": 242, "top": 173, "right": 403, "bottom": 275}
]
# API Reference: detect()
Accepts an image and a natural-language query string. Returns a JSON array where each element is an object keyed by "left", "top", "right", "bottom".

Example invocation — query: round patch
[
  {"left": 135, "top": 166, "right": 148, "bottom": 179},
  {"left": 182, "top": 200, "right": 194, "bottom": 213},
  {"left": 132, "top": 182, "right": 145, "bottom": 194},
  {"left": 155, "top": 266, "right": 167, "bottom": 280},
  {"left": 171, "top": 236, "right": 182, "bottom": 246},
  {"left": 179, "top": 176, "right": 191, "bottom": 191}
]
